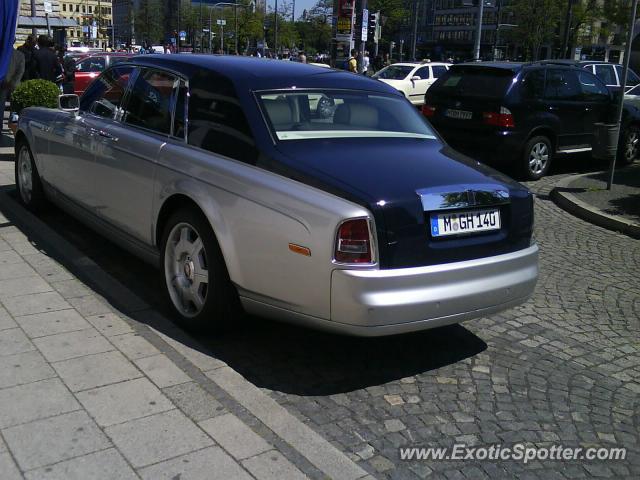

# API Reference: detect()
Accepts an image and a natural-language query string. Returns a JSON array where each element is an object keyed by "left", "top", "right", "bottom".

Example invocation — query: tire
[
  {"left": 160, "top": 208, "right": 240, "bottom": 332},
  {"left": 521, "top": 135, "right": 553, "bottom": 181},
  {"left": 618, "top": 124, "right": 639, "bottom": 166},
  {"left": 14, "top": 140, "right": 47, "bottom": 211}
]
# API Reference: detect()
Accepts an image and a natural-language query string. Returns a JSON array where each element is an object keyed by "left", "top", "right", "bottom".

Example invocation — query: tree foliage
[
  {"left": 134, "top": 0, "right": 166, "bottom": 45},
  {"left": 505, "top": 0, "right": 563, "bottom": 60}
]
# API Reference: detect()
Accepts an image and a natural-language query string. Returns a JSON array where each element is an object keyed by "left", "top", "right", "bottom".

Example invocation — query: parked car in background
[
  {"left": 542, "top": 60, "right": 640, "bottom": 94},
  {"left": 14, "top": 55, "right": 537, "bottom": 336},
  {"left": 74, "top": 53, "right": 134, "bottom": 95},
  {"left": 423, "top": 61, "right": 640, "bottom": 180},
  {"left": 373, "top": 61, "right": 451, "bottom": 105}
]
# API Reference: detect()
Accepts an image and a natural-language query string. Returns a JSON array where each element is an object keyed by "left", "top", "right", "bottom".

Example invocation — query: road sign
[
  {"left": 179, "top": 30, "right": 186, "bottom": 40},
  {"left": 216, "top": 19, "right": 227, "bottom": 26},
  {"left": 44, "top": 1, "right": 52, "bottom": 13},
  {"left": 361, "top": 9, "right": 368, "bottom": 42}
]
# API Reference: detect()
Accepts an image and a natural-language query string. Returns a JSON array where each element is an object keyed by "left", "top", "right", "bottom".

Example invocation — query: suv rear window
[{"left": 434, "top": 66, "right": 515, "bottom": 98}]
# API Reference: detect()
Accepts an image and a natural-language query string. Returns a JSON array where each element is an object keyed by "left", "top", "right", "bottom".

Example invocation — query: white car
[{"left": 373, "top": 62, "right": 451, "bottom": 105}]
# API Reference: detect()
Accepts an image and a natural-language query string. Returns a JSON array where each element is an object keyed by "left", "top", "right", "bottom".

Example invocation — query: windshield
[
  {"left": 257, "top": 90, "right": 436, "bottom": 141},
  {"left": 373, "top": 65, "right": 414, "bottom": 80}
]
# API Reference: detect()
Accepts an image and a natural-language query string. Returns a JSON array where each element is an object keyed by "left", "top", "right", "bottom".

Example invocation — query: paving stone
[
  {"left": 85, "top": 313, "right": 133, "bottom": 337},
  {"left": 0, "top": 432, "right": 6, "bottom": 452},
  {"left": 67, "top": 295, "right": 113, "bottom": 317},
  {"left": 242, "top": 450, "right": 308, "bottom": 480},
  {"left": 52, "top": 350, "right": 142, "bottom": 392},
  {"left": 200, "top": 413, "right": 272, "bottom": 460},
  {"left": 163, "top": 381, "right": 225, "bottom": 422},
  {"left": 138, "top": 446, "right": 253, "bottom": 480},
  {"left": 385, "top": 419, "right": 406, "bottom": 433},
  {"left": 0, "top": 250, "right": 25, "bottom": 266},
  {"left": 110, "top": 332, "right": 160, "bottom": 360},
  {"left": 21, "top": 254, "right": 74, "bottom": 282},
  {"left": 134, "top": 353, "right": 191, "bottom": 388},
  {"left": 0, "top": 378, "right": 80, "bottom": 428},
  {"left": 2, "top": 291, "right": 71, "bottom": 317},
  {"left": 0, "top": 350, "right": 56, "bottom": 389},
  {"left": 0, "top": 327, "right": 35, "bottom": 357},
  {"left": 50, "top": 279, "right": 93, "bottom": 299},
  {"left": 0, "top": 261, "right": 38, "bottom": 281},
  {"left": 0, "top": 275, "right": 52, "bottom": 299},
  {"left": 15, "top": 309, "right": 91, "bottom": 338},
  {"left": 76, "top": 377, "right": 174, "bottom": 427},
  {"left": 150, "top": 325, "right": 227, "bottom": 371},
  {"left": 0, "top": 452, "right": 22, "bottom": 480},
  {"left": 34, "top": 327, "right": 113, "bottom": 362},
  {"left": 24, "top": 448, "right": 138, "bottom": 480},
  {"left": 3, "top": 410, "right": 110, "bottom": 471},
  {"left": 0, "top": 306, "right": 17, "bottom": 331},
  {"left": 105, "top": 409, "right": 214, "bottom": 468}
]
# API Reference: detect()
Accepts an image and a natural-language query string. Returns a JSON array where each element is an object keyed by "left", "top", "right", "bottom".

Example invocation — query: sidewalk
[
  {"left": 0, "top": 137, "right": 372, "bottom": 480},
  {"left": 551, "top": 163, "right": 640, "bottom": 239}
]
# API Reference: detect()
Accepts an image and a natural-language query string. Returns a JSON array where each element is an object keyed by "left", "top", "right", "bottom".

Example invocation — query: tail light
[
  {"left": 334, "top": 218, "right": 373, "bottom": 264},
  {"left": 482, "top": 106, "right": 515, "bottom": 128},
  {"left": 422, "top": 104, "right": 436, "bottom": 117}
]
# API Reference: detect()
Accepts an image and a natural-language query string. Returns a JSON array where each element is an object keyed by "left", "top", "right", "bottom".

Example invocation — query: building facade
[{"left": 60, "top": 1, "right": 114, "bottom": 48}]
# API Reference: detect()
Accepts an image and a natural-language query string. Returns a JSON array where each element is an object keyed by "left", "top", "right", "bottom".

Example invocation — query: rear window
[{"left": 433, "top": 66, "right": 516, "bottom": 98}]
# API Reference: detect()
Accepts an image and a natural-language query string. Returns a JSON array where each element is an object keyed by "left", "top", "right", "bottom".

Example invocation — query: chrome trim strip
[{"left": 417, "top": 183, "right": 510, "bottom": 211}]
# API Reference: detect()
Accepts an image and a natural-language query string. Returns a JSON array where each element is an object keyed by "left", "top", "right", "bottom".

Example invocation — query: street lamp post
[
  {"left": 473, "top": 0, "right": 485, "bottom": 60},
  {"left": 210, "top": 2, "right": 250, "bottom": 54}
]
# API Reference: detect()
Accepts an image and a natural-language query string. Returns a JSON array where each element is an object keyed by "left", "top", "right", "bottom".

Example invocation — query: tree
[
  {"left": 134, "top": 0, "right": 165, "bottom": 45},
  {"left": 506, "top": 0, "right": 563, "bottom": 60}
]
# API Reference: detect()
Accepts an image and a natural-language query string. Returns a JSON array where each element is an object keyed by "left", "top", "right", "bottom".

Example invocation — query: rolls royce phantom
[{"left": 14, "top": 55, "right": 538, "bottom": 336}]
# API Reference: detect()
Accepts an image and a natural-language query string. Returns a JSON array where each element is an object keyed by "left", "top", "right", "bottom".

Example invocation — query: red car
[{"left": 73, "top": 53, "right": 133, "bottom": 96}]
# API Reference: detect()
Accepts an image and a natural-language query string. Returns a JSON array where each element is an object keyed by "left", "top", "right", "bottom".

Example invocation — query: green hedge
[{"left": 10, "top": 79, "right": 60, "bottom": 113}]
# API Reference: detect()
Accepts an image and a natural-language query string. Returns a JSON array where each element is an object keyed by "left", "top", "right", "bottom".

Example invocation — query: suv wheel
[
  {"left": 619, "top": 125, "right": 639, "bottom": 165},
  {"left": 522, "top": 136, "right": 552, "bottom": 180}
]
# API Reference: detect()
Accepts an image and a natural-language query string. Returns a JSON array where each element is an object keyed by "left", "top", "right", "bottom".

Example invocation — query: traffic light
[{"left": 369, "top": 11, "right": 380, "bottom": 43}]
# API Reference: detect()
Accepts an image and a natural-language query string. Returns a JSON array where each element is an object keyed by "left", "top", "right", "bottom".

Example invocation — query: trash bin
[{"left": 592, "top": 123, "right": 619, "bottom": 161}]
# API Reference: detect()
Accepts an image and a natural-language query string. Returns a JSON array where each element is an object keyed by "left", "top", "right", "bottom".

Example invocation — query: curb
[{"left": 550, "top": 172, "right": 640, "bottom": 239}]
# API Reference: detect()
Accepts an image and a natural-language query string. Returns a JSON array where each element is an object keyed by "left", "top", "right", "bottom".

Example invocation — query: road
[{"left": 2, "top": 152, "right": 639, "bottom": 479}]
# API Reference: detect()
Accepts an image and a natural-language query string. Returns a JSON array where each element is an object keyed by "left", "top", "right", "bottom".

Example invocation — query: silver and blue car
[{"left": 14, "top": 55, "right": 538, "bottom": 336}]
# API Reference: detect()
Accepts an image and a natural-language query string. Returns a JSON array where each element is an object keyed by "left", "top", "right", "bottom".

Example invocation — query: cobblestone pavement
[{"left": 0, "top": 144, "right": 638, "bottom": 479}]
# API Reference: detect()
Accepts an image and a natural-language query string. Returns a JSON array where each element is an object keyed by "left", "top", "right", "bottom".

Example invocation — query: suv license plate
[
  {"left": 445, "top": 109, "right": 472, "bottom": 120},
  {"left": 431, "top": 209, "right": 501, "bottom": 237}
]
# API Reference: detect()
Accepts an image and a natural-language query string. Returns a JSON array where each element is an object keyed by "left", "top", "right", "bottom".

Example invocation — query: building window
[
  {"left": 89, "top": 6, "right": 92, "bottom": 13},
  {"left": 63, "top": 4, "right": 66, "bottom": 11}
]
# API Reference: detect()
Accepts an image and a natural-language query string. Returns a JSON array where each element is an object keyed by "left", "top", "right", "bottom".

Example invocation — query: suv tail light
[
  {"left": 482, "top": 107, "right": 515, "bottom": 128},
  {"left": 422, "top": 104, "right": 436, "bottom": 117},
  {"left": 334, "top": 219, "right": 373, "bottom": 264}
]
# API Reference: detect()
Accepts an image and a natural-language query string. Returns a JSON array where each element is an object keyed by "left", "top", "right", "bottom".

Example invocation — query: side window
[
  {"left": 432, "top": 65, "right": 448, "bottom": 78},
  {"left": 123, "top": 69, "right": 177, "bottom": 135},
  {"left": 522, "top": 69, "right": 545, "bottom": 99},
  {"left": 415, "top": 67, "right": 431, "bottom": 80},
  {"left": 173, "top": 83, "right": 187, "bottom": 139},
  {"left": 595, "top": 64, "right": 617, "bottom": 85},
  {"left": 544, "top": 69, "right": 581, "bottom": 100},
  {"left": 80, "top": 65, "right": 133, "bottom": 118},
  {"left": 578, "top": 71, "right": 610, "bottom": 101},
  {"left": 187, "top": 72, "right": 258, "bottom": 163},
  {"left": 615, "top": 65, "right": 640, "bottom": 87},
  {"left": 76, "top": 57, "right": 105, "bottom": 73}
]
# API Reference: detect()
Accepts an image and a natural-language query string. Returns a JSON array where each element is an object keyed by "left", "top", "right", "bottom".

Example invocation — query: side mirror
[
  {"left": 411, "top": 76, "right": 421, "bottom": 81},
  {"left": 59, "top": 94, "right": 79, "bottom": 112}
]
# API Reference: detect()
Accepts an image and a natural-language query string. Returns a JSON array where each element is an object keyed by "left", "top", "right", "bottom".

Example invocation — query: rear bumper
[{"left": 329, "top": 244, "right": 538, "bottom": 336}]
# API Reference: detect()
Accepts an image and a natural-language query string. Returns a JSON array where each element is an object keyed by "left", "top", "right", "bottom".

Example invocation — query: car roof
[{"left": 129, "top": 54, "right": 398, "bottom": 93}]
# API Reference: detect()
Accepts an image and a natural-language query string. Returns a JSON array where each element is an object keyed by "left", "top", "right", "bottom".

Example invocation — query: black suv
[{"left": 423, "top": 62, "right": 639, "bottom": 180}]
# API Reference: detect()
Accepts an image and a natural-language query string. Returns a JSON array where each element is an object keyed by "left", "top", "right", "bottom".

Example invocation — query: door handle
[
  {"left": 89, "top": 127, "right": 118, "bottom": 141},
  {"left": 548, "top": 106, "right": 559, "bottom": 111}
]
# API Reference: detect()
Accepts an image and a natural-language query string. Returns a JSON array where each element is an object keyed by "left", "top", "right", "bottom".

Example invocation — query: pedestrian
[
  {"left": 383, "top": 52, "right": 391, "bottom": 67},
  {"left": 17, "top": 35, "right": 37, "bottom": 81},
  {"left": 298, "top": 51, "right": 307, "bottom": 63},
  {"left": 348, "top": 49, "right": 358, "bottom": 73},
  {"left": 1, "top": 45, "right": 25, "bottom": 138},
  {"left": 58, "top": 47, "right": 76, "bottom": 94},
  {"left": 33, "top": 35, "right": 59, "bottom": 82},
  {"left": 361, "top": 50, "right": 370, "bottom": 75}
]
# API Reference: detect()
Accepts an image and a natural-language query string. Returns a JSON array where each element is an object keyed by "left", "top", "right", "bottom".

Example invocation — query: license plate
[
  {"left": 445, "top": 109, "right": 472, "bottom": 120},
  {"left": 430, "top": 209, "right": 501, "bottom": 237}
]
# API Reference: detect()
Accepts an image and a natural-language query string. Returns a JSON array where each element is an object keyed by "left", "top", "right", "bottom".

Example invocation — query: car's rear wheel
[
  {"left": 522, "top": 136, "right": 552, "bottom": 180},
  {"left": 618, "top": 124, "right": 639, "bottom": 165},
  {"left": 161, "top": 209, "right": 239, "bottom": 332},
  {"left": 15, "top": 141, "right": 46, "bottom": 210}
]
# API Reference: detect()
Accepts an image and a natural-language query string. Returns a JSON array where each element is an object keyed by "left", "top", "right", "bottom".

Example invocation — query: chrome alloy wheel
[
  {"left": 164, "top": 222, "right": 209, "bottom": 317},
  {"left": 17, "top": 146, "right": 33, "bottom": 204},
  {"left": 528, "top": 142, "right": 549, "bottom": 176},
  {"left": 624, "top": 129, "right": 639, "bottom": 163}
]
